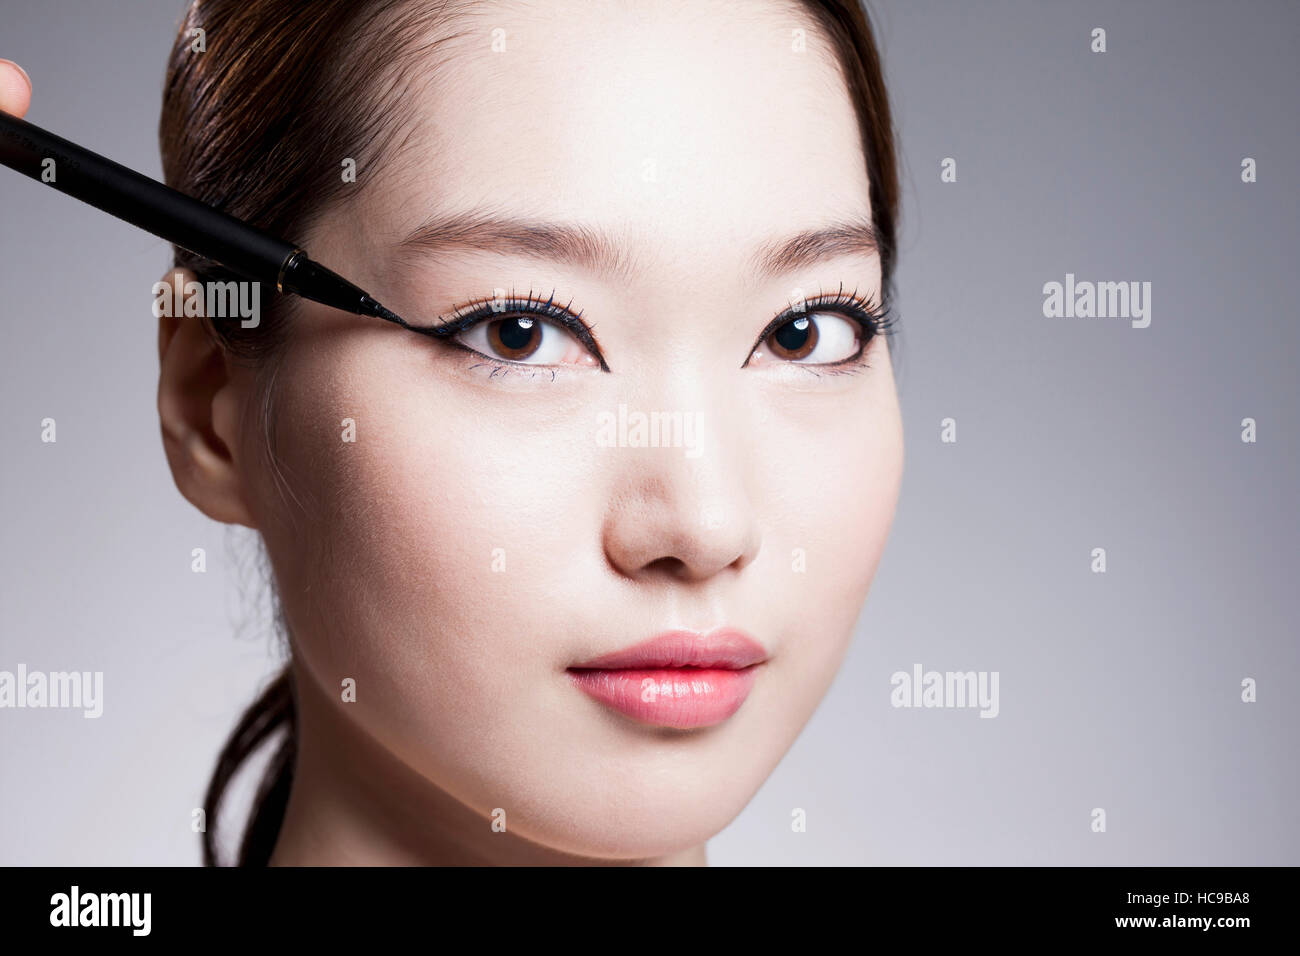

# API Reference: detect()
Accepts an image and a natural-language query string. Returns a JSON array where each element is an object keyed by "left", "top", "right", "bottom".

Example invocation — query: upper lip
[{"left": 569, "top": 627, "right": 768, "bottom": 671}]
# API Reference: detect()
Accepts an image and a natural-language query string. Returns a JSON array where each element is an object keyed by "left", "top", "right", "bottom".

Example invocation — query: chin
[{"left": 495, "top": 783, "right": 752, "bottom": 861}]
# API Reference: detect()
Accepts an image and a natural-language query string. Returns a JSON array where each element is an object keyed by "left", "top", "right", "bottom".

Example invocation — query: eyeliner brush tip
[{"left": 360, "top": 295, "right": 407, "bottom": 327}]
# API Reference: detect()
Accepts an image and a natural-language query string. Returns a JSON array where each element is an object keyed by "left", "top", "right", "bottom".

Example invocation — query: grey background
[{"left": 1, "top": 0, "right": 1296, "bottom": 865}]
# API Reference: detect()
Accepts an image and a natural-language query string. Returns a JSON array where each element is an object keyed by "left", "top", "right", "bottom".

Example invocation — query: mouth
[{"left": 567, "top": 628, "right": 767, "bottom": 730}]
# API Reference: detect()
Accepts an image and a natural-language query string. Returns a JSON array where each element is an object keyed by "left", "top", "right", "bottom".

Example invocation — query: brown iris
[
  {"left": 487, "top": 316, "right": 542, "bottom": 360},
  {"left": 767, "top": 315, "right": 818, "bottom": 360}
]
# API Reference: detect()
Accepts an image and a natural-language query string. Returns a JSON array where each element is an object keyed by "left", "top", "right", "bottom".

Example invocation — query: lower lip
[{"left": 567, "top": 666, "right": 760, "bottom": 729}]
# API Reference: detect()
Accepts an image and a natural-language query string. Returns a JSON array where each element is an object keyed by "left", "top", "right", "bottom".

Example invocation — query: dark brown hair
[{"left": 160, "top": 0, "right": 899, "bottom": 867}]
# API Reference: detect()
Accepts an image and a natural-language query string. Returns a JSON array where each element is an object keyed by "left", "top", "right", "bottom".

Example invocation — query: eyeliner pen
[{"left": 0, "top": 109, "right": 407, "bottom": 327}]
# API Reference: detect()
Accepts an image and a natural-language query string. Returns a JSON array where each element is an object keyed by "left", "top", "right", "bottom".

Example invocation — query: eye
[
  {"left": 456, "top": 314, "right": 596, "bottom": 366},
  {"left": 744, "top": 286, "right": 894, "bottom": 369},
  {"left": 423, "top": 290, "right": 607, "bottom": 370},
  {"left": 750, "top": 312, "right": 863, "bottom": 365}
]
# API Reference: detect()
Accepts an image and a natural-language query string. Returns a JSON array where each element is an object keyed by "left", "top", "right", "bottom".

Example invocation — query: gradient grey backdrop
[{"left": 1, "top": 0, "right": 1296, "bottom": 865}]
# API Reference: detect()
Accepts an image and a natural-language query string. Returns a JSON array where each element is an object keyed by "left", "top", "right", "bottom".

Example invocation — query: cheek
[
  {"left": 749, "top": 368, "right": 904, "bottom": 705},
  {"left": 251, "top": 336, "right": 610, "bottom": 775},
  {"left": 763, "top": 380, "right": 902, "bottom": 614},
  {"left": 815, "top": 405, "right": 901, "bottom": 608}
]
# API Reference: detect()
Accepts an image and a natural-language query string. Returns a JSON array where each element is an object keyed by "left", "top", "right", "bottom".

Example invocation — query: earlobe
[{"left": 156, "top": 268, "right": 259, "bottom": 529}]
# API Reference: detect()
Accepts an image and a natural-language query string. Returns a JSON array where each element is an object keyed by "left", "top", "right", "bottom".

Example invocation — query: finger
[{"left": 0, "top": 59, "right": 32, "bottom": 117}]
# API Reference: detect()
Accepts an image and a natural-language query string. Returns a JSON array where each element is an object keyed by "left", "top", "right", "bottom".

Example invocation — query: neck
[{"left": 266, "top": 665, "right": 707, "bottom": 866}]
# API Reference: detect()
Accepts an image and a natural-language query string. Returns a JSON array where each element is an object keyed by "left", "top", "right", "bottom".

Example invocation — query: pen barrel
[{"left": 0, "top": 111, "right": 295, "bottom": 282}]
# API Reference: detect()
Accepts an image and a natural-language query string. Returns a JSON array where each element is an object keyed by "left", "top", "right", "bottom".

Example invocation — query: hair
[{"left": 160, "top": 0, "right": 900, "bottom": 867}]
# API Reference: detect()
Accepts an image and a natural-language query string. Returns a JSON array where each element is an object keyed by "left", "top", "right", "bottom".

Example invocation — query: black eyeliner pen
[{"left": 0, "top": 110, "right": 407, "bottom": 327}]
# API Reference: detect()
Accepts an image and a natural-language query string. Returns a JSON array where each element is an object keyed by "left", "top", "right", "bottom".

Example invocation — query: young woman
[{"left": 2, "top": 0, "right": 903, "bottom": 866}]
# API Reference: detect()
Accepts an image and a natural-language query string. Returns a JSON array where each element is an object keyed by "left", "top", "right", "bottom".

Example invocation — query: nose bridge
[{"left": 598, "top": 365, "right": 761, "bottom": 582}]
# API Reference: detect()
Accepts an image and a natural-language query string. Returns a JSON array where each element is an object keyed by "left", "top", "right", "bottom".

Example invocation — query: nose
[{"left": 600, "top": 403, "right": 762, "bottom": 584}]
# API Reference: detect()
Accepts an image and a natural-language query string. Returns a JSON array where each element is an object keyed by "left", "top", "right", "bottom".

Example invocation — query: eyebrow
[{"left": 395, "top": 209, "right": 879, "bottom": 284}]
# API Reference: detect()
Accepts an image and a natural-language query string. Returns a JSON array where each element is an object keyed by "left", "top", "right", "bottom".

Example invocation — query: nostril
[{"left": 643, "top": 556, "right": 690, "bottom": 580}]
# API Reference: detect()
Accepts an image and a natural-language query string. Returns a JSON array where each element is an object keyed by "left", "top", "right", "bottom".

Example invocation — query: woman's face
[{"left": 243, "top": 0, "right": 902, "bottom": 859}]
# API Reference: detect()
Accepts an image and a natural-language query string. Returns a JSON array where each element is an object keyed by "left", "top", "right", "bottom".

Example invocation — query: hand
[{"left": 0, "top": 59, "right": 32, "bottom": 117}]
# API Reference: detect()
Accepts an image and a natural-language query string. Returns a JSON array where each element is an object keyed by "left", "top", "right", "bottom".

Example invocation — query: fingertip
[{"left": 0, "top": 59, "right": 33, "bottom": 117}]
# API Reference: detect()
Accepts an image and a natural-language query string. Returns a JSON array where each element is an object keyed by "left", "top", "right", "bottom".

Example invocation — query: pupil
[
  {"left": 774, "top": 316, "right": 811, "bottom": 352},
  {"left": 497, "top": 317, "right": 535, "bottom": 352}
]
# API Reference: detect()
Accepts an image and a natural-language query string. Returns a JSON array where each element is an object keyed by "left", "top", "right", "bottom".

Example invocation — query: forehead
[{"left": 372, "top": 0, "right": 873, "bottom": 265}]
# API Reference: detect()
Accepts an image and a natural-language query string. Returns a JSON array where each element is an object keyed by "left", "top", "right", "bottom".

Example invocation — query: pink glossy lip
[{"left": 568, "top": 628, "right": 767, "bottom": 729}]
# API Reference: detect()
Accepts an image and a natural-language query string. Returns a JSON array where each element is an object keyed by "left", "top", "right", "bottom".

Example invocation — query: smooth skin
[
  {"left": 0, "top": 59, "right": 31, "bottom": 116},
  {"left": 13, "top": 0, "right": 905, "bottom": 866}
]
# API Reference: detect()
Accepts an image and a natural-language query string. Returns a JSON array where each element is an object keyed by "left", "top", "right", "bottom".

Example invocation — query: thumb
[{"left": 0, "top": 59, "right": 32, "bottom": 117}]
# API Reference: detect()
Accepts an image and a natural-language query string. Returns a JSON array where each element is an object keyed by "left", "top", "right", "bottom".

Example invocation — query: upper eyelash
[
  {"left": 418, "top": 281, "right": 899, "bottom": 373},
  {"left": 424, "top": 286, "right": 584, "bottom": 338}
]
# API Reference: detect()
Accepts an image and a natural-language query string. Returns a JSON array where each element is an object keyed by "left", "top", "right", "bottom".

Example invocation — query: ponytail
[{"left": 201, "top": 665, "right": 297, "bottom": 866}]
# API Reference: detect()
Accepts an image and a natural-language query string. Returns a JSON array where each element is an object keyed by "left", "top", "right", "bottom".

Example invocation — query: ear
[{"left": 156, "top": 268, "right": 259, "bottom": 529}]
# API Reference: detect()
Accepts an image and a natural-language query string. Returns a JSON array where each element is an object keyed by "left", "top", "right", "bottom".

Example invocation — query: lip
[{"left": 567, "top": 628, "right": 767, "bottom": 729}]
